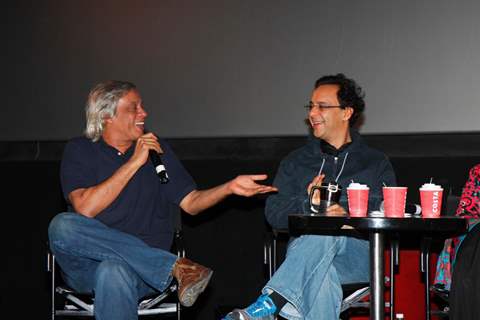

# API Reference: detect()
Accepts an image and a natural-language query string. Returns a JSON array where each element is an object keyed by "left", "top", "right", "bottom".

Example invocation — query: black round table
[{"left": 288, "top": 214, "right": 468, "bottom": 320}]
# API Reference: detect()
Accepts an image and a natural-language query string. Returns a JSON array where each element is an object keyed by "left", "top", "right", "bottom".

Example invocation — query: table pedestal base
[{"left": 370, "top": 231, "right": 384, "bottom": 320}]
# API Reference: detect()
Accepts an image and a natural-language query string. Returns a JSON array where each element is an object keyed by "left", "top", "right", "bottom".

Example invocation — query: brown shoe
[{"left": 173, "top": 257, "right": 213, "bottom": 307}]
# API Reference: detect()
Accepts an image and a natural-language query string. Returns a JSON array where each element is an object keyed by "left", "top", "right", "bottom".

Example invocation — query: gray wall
[{"left": 5, "top": 0, "right": 480, "bottom": 140}]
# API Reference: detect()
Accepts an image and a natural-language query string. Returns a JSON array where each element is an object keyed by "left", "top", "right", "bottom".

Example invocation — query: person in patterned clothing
[
  {"left": 434, "top": 164, "right": 480, "bottom": 289},
  {"left": 433, "top": 164, "right": 480, "bottom": 319}
]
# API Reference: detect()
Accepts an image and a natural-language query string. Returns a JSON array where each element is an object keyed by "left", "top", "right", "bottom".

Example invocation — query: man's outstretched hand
[
  {"left": 228, "top": 174, "right": 278, "bottom": 197},
  {"left": 180, "top": 174, "right": 278, "bottom": 215}
]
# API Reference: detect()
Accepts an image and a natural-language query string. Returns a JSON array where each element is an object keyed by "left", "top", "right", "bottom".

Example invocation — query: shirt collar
[
  {"left": 320, "top": 140, "right": 352, "bottom": 157},
  {"left": 99, "top": 137, "right": 135, "bottom": 157}
]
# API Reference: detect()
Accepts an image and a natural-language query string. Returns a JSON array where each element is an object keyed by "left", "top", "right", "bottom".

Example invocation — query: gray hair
[{"left": 84, "top": 80, "right": 137, "bottom": 141}]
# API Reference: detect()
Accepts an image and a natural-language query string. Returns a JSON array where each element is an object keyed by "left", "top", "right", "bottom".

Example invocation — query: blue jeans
[
  {"left": 48, "top": 212, "right": 178, "bottom": 320},
  {"left": 264, "top": 235, "right": 369, "bottom": 320}
]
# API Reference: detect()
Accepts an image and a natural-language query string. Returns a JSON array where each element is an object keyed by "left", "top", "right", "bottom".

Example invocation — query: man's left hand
[{"left": 228, "top": 175, "right": 278, "bottom": 197}]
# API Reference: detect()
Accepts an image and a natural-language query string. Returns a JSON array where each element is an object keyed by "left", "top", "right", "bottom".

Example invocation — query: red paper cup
[
  {"left": 382, "top": 187, "right": 407, "bottom": 218},
  {"left": 347, "top": 188, "right": 369, "bottom": 217},
  {"left": 420, "top": 189, "right": 443, "bottom": 218}
]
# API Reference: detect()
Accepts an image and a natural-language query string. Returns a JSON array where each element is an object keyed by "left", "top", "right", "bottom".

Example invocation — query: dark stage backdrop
[
  {"left": 5, "top": 0, "right": 480, "bottom": 140},
  {"left": 2, "top": 133, "right": 480, "bottom": 319}
]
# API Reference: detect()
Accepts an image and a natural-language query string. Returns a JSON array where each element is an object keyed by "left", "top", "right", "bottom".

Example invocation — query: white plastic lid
[
  {"left": 420, "top": 183, "right": 442, "bottom": 190},
  {"left": 347, "top": 182, "right": 369, "bottom": 189}
]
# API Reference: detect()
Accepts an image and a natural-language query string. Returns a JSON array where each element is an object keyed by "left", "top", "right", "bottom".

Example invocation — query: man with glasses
[{"left": 224, "top": 74, "right": 396, "bottom": 320}]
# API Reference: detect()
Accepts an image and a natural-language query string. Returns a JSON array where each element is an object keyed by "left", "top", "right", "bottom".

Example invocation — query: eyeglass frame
[{"left": 304, "top": 103, "right": 349, "bottom": 112}]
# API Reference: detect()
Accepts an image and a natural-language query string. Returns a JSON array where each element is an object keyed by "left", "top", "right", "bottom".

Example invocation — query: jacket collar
[{"left": 309, "top": 129, "right": 364, "bottom": 156}]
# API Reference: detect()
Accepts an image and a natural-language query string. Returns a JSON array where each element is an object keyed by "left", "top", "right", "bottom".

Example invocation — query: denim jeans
[
  {"left": 263, "top": 235, "right": 369, "bottom": 320},
  {"left": 48, "top": 212, "right": 178, "bottom": 320}
]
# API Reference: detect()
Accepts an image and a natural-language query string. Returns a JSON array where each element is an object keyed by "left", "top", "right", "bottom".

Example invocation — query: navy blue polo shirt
[{"left": 60, "top": 136, "right": 196, "bottom": 250}]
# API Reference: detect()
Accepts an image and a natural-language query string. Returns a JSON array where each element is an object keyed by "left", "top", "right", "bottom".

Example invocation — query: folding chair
[
  {"left": 47, "top": 205, "right": 184, "bottom": 319},
  {"left": 264, "top": 228, "right": 396, "bottom": 320}
]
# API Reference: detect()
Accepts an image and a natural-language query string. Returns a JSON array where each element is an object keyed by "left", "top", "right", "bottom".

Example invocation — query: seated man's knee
[
  {"left": 290, "top": 234, "right": 342, "bottom": 250},
  {"left": 48, "top": 212, "right": 79, "bottom": 243}
]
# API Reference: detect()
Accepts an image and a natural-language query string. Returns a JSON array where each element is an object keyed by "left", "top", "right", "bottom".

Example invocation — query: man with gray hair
[{"left": 48, "top": 80, "right": 277, "bottom": 320}]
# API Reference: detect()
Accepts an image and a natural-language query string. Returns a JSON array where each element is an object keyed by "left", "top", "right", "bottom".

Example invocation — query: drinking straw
[
  {"left": 383, "top": 182, "right": 387, "bottom": 187},
  {"left": 429, "top": 177, "right": 433, "bottom": 183}
]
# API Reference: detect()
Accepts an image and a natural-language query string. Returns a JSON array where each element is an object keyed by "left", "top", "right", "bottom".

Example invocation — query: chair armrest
[
  {"left": 173, "top": 229, "right": 185, "bottom": 257},
  {"left": 272, "top": 228, "right": 290, "bottom": 239}
]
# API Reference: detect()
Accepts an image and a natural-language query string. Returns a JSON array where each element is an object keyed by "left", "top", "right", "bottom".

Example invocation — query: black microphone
[
  {"left": 405, "top": 203, "right": 422, "bottom": 217},
  {"left": 149, "top": 150, "right": 169, "bottom": 184},
  {"left": 380, "top": 201, "right": 421, "bottom": 216}
]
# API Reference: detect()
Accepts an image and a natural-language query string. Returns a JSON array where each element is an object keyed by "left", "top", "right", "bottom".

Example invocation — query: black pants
[{"left": 450, "top": 223, "right": 480, "bottom": 320}]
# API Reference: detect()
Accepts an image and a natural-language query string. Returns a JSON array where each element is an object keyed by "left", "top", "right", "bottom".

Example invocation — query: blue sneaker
[{"left": 222, "top": 294, "right": 277, "bottom": 319}]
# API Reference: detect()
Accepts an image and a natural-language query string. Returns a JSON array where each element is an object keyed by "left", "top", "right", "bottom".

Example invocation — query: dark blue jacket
[{"left": 265, "top": 131, "right": 396, "bottom": 229}]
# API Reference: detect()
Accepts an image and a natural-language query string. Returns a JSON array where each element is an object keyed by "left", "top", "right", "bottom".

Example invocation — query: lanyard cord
[
  {"left": 335, "top": 152, "right": 349, "bottom": 182},
  {"left": 317, "top": 158, "right": 326, "bottom": 176}
]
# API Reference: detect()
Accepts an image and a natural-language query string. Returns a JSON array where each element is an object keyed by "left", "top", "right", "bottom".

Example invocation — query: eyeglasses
[{"left": 304, "top": 103, "right": 345, "bottom": 112}]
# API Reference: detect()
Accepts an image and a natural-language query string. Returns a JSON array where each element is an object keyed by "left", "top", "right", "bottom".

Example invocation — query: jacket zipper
[{"left": 333, "top": 156, "right": 339, "bottom": 179}]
